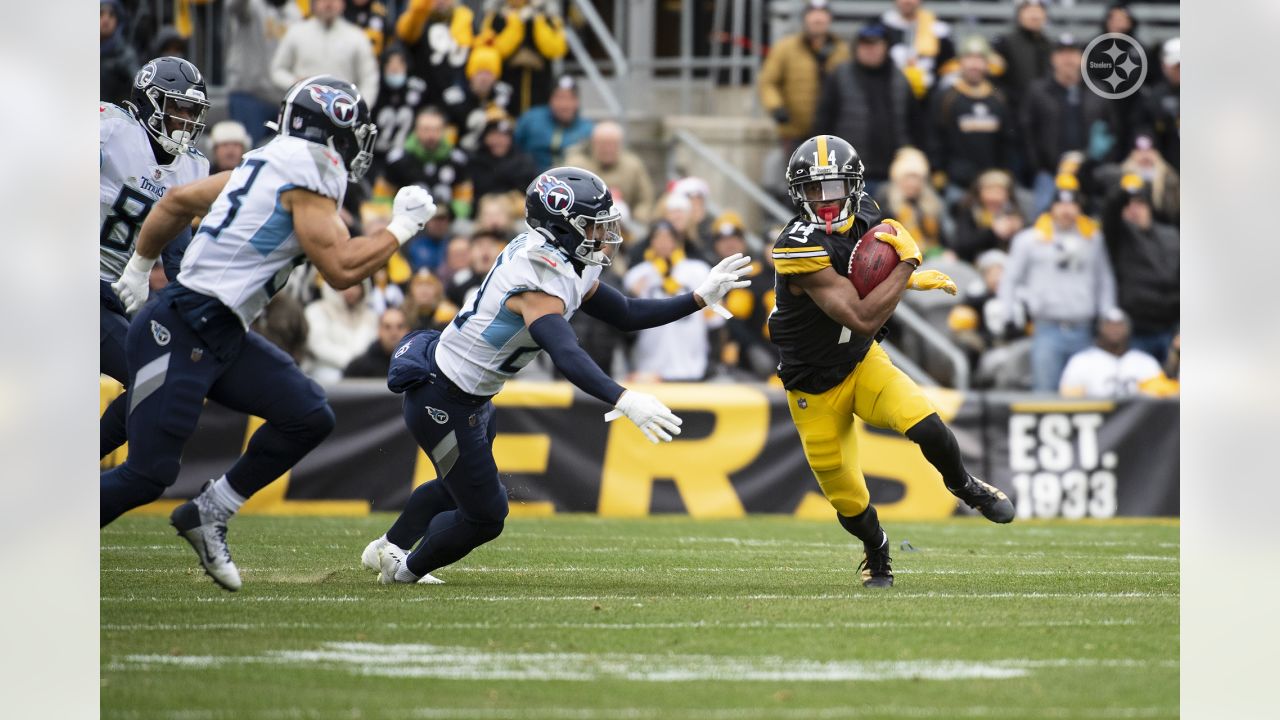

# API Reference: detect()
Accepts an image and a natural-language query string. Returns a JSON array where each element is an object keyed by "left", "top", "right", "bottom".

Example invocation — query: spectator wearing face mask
[{"left": 370, "top": 45, "right": 428, "bottom": 181}]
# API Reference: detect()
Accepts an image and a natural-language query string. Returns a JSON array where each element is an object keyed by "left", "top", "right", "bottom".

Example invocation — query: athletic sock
[
  {"left": 196, "top": 476, "right": 246, "bottom": 521},
  {"left": 394, "top": 564, "right": 420, "bottom": 583},
  {"left": 837, "top": 504, "right": 885, "bottom": 551}
]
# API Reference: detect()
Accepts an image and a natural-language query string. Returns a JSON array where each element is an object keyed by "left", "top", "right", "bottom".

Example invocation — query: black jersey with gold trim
[{"left": 767, "top": 193, "right": 883, "bottom": 393}]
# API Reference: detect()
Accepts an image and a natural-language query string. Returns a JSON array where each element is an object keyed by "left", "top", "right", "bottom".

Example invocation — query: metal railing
[{"left": 667, "top": 129, "right": 973, "bottom": 389}]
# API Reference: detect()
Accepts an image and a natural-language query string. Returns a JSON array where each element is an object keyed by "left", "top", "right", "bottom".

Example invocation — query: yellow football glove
[
  {"left": 875, "top": 218, "right": 923, "bottom": 267},
  {"left": 907, "top": 269, "right": 958, "bottom": 296}
]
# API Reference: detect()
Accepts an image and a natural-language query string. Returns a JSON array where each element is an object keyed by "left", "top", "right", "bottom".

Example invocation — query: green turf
[{"left": 101, "top": 515, "right": 1178, "bottom": 719}]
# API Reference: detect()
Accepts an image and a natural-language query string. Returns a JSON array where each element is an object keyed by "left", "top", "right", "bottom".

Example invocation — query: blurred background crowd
[{"left": 100, "top": 0, "right": 1179, "bottom": 398}]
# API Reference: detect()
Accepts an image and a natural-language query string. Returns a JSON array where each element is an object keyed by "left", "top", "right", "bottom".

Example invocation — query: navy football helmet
[
  {"left": 786, "top": 135, "right": 865, "bottom": 231},
  {"left": 273, "top": 76, "right": 377, "bottom": 181},
  {"left": 127, "top": 56, "right": 209, "bottom": 156},
  {"left": 524, "top": 167, "right": 622, "bottom": 267}
]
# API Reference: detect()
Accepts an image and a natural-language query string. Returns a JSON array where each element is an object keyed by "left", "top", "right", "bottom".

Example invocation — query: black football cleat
[
  {"left": 857, "top": 536, "right": 894, "bottom": 589},
  {"left": 952, "top": 475, "right": 1015, "bottom": 524}
]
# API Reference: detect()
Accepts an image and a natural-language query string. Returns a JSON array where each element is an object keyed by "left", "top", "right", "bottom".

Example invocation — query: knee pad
[
  {"left": 825, "top": 480, "right": 870, "bottom": 517},
  {"left": 121, "top": 456, "right": 180, "bottom": 494},
  {"left": 800, "top": 431, "right": 844, "bottom": 473},
  {"left": 468, "top": 517, "right": 505, "bottom": 545},
  {"left": 281, "top": 404, "right": 337, "bottom": 443}
]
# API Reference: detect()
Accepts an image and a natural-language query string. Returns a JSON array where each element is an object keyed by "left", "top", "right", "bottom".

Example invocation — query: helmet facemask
[
  {"left": 332, "top": 121, "right": 378, "bottom": 181},
  {"left": 570, "top": 208, "right": 623, "bottom": 266},
  {"left": 792, "top": 175, "right": 863, "bottom": 234},
  {"left": 143, "top": 87, "right": 209, "bottom": 156}
]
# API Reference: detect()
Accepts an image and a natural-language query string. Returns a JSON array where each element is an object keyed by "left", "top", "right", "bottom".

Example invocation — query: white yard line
[
  {"left": 116, "top": 642, "right": 1178, "bottom": 683},
  {"left": 100, "top": 590, "right": 1177, "bottom": 604},
  {"left": 101, "top": 617, "right": 1151, "bottom": 633}
]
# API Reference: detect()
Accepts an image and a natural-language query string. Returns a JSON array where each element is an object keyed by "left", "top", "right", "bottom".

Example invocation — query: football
[{"left": 847, "top": 222, "right": 901, "bottom": 297}]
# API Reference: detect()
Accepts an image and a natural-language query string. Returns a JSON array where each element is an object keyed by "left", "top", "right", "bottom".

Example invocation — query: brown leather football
[{"left": 847, "top": 222, "right": 900, "bottom": 297}]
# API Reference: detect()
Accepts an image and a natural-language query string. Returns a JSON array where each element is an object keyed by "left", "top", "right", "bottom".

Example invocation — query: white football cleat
[
  {"left": 361, "top": 536, "right": 388, "bottom": 572},
  {"left": 378, "top": 543, "right": 410, "bottom": 585},
  {"left": 170, "top": 498, "right": 242, "bottom": 592},
  {"left": 417, "top": 572, "right": 445, "bottom": 585}
]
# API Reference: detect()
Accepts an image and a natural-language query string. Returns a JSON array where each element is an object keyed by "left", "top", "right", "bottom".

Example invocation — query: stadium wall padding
[{"left": 101, "top": 379, "right": 1179, "bottom": 519}]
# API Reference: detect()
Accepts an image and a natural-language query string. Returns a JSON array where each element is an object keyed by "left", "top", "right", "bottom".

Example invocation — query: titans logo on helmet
[
  {"left": 307, "top": 84, "right": 358, "bottom": 128},
  {"left": 135, "top": 62, "right": 157, "bottom": 88},
  {"left": 535, "top": 173, "right": 574, "bottom": 216}
]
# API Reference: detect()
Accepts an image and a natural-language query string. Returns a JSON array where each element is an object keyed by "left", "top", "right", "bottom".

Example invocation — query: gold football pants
[{"left": 786, "top": 342, "right": 937, "bottom": 516}]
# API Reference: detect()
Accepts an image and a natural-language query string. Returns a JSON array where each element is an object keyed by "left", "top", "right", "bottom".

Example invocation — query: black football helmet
[
  {"left": 525, "top": 167, "right": 623, "bottom": 267},
  {"left": 273, "top": 76, "right": 377, "bottom": 181},
  {"left": 127, "top": 56, "right": 209, "bottom": 156},
  {"left": 786, "top": 135, "right": 865, "bottom": 232}
]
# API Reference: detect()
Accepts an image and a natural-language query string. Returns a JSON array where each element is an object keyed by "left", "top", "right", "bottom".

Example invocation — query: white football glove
[
  {"left": 695, "top": 252, "right": 753, "bottom": 319},
  {"left": 111, "top": 253, "right": 157, "bottom": 316},
  {"left": 604, "top": 390, "right": 683, "bottom": 444},
  {"left": 387, "top": 185, "right": 437, "bottom": 245}
]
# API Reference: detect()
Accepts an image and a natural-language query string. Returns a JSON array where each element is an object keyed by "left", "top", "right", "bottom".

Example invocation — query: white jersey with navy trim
[
  {"left": 178, "top": 135, "right": 348, "bottom": 327},
  {"left": 435, "top": 232, "right": 602, "bottom": 396},
  {"left": 99, "top": 102, "right": 209, "bottom": 281}
]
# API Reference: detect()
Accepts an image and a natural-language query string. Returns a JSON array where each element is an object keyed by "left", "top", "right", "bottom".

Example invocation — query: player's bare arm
[
  {"left": 792, "top": 262, "right": 914, "bottom": 337},
  {"left": 135, "top": 170, "right": 232, "bottom": 259},
  {"left": 290, "top": 185, "right": 435, "bottom": 290},
  {"left": 113, "top": 170, "right": 233, "bottom": 314}
]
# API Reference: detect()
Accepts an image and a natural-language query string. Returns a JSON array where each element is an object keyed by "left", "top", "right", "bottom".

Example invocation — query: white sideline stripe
[
  {"left": 116, "top": 642, "right": 1178, "bottom": 682},
  {"left": 102, "top": 617, "right": 1150, "bottom": 633},
  {"left": 101, "top": 590, "right": 1176, "bottom": 604}
]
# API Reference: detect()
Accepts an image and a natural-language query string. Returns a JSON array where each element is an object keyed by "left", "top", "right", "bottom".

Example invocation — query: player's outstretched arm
[
  {"left": 515, "top": 291, "right": 682, "bottom": 444},
  {"left": 793, "top": 262, "right": 914, "bottom": 338},
  {"left": 581, "top": 253, "right": 752, "bottom": 329},
  {"left": 114, "top": 170, "right": 233, "bottom": 314},
  {"left": 291, "top": 185, "right": 435, "bottom": 289}
]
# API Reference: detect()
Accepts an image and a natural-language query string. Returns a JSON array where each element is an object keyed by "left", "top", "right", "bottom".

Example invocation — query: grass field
[{"left": 101, "top": 515, "right": 1179, "bottom": 719}]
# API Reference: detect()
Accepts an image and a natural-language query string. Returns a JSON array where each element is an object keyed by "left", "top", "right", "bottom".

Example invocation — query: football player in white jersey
[
  {"left": 362, "top": 167, "right": 753, "bottom": 585},
  {"left": 100, "top": 57, "right": 210, "bottom": 460},
  {"left": 100, "top": 76, "right": 438, "bottom": 593}
]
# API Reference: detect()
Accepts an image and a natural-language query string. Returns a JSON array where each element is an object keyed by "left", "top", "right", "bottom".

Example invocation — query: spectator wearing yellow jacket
[
  {"left": 396, "top": 0, "right": 474, "bottom": 108},
  {"left": 479, "top": 0, "right": 568, "bottom": 115},
  {"left": 757, "top": 1, "right": 850, "bottom": 153}
]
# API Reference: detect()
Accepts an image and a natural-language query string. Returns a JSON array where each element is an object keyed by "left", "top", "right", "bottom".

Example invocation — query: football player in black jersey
[{"left": 768, "top": 135, "right": 1014, "bottom": 588}]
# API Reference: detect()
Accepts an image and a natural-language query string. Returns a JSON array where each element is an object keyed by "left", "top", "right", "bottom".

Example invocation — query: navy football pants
[
  {"left": 100, "top": 296, "right": 130, "bottom": 459},
  {"left": 99, "top": 298, "right": 335, "bottom": 527},
  {"left": 385, "top": 381, "right": 508, "bottom": 577}
]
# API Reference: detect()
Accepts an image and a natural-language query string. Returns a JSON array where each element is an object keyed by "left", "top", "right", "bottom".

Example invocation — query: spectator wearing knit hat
[
  {"left": 928, "top": 36, "right": 1018, "bottom": 199},
  {"left": 443, "top": 44, "right": 514, "bottom": 153},
  {"left": 949, "top": 169, "right": 1026, "bottom": 263},
  {"left": 877, "top": 147, "right": 950, "bottom": 260},
  {"left": 208, "top": 121, "right": 253, "bottom": 173},
  {"left": 479, "top": 0, "right": 570, "bottom": 116},
  {"left": 1100, "top": 173, "right": 1179, "bottom": 363},
  {"left": 513, "top": 76, "right": 594, "bottom": 171},
  {"left": 997, "top": 177, "right": 1117, "bottom": 392}
]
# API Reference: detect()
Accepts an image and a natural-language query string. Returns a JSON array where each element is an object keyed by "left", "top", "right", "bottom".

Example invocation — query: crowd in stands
[{"left": 99, "top": 0, "right": 1178, "bottom": 398}]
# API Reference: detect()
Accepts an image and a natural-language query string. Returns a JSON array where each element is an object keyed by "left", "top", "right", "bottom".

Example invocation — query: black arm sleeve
[
  {"left": 162, "top": 225, "right": 193, "bottom": 283},
  {"left": 580, "top": 280, "right": 701, "bottom": 332},
  {"left": 528, "top": 313, "right": 626, "bottom": 406}
]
